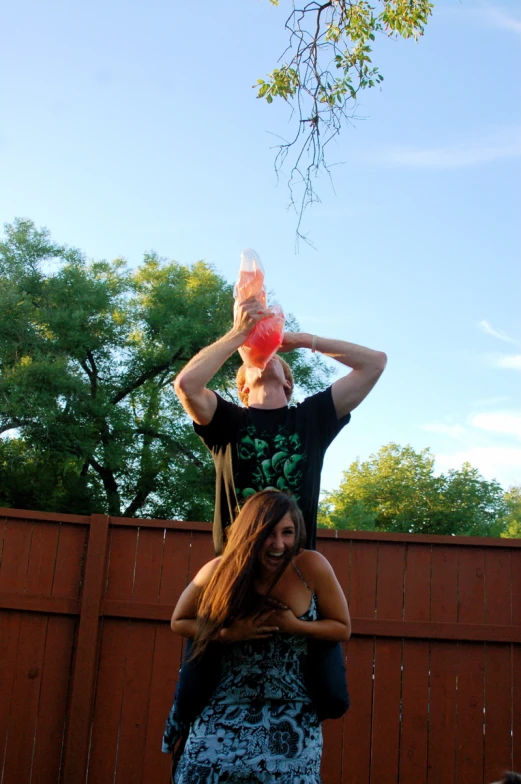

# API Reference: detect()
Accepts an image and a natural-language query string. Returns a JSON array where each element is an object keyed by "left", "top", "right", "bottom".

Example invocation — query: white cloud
[
  {"left": 479, "top": 320, "right": 518, "bottom": 344},
  {"left": 494, "top": 354, "right": 521, "bottom": 370},
  {"left": 384, "top": 126, "right": 521, "bottom": 169},
  {"left": 421, "top": 423, "right": 466, "bottom": 438},
  {"left": 435, "top": 446, "right": 521, "bottom": 488},
  {"left": 471, "top": 411, "right": 521, "bottom": 439}
]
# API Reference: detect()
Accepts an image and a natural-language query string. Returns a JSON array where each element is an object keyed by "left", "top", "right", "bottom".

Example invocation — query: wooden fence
[{"left": 0, "top": 506, "right": 520, "bottom": 784}]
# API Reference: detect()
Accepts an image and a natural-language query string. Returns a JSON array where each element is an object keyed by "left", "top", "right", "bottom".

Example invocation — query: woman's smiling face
[{"left": 258, "top": 512, "right": 296, "bottom": 573}]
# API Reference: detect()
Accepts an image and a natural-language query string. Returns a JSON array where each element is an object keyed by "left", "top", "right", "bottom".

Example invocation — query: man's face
[{"left": 242, "top": 357, "right": 290, "bottom": 396}]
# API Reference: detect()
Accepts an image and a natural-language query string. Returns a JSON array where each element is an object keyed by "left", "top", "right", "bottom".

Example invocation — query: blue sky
[{"left": 1, "top": 0, "right": 520, "bottom": 493}]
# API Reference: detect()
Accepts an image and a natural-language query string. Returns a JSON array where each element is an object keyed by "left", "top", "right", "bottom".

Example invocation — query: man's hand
[
  {"left": 220, "top": 609, "right": 279, "bottom": 643},
  {"left": 233, "top": 297, "right": 270, "bottom": 340},
  {"left": 278, "top": 332, "right": 308, "bottom": 353}
]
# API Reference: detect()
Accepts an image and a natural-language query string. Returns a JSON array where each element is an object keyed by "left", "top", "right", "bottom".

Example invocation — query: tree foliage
[
  {"left": 0, "top": 219, "right": 330, "bottom": 519},
  {"left": 500, "top": 485, "right": 521, "bottom": 539},
  {"left": 319, "top": 443, "right": 509, "bottom": 537},
  {"left": 257, "top": 0, "right": 433, "bottom": 239}
]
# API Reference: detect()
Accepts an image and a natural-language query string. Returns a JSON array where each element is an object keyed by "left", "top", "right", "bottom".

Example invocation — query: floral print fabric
[{"left": 166, "top": 597, "right": 322, "bottom": 783}]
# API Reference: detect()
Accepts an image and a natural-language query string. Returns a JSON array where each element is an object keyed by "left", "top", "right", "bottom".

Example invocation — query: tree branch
[{"left": 111, "top": 350, "right": 184, "bottom": 405}]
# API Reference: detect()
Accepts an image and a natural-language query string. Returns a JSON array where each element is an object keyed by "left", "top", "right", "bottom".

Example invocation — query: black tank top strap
[{"left": 292, "top": 559, "right": 312, "bottom": 594}]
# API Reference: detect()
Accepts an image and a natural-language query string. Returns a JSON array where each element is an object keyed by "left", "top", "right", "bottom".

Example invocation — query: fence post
[{"left": 62, "top": 514, "right": 110, "bottom": 784}]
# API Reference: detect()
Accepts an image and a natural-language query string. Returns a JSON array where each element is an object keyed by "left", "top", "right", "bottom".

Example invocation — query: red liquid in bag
[{"left": 234, "top": 249, "right": 285, "bottom": 370}]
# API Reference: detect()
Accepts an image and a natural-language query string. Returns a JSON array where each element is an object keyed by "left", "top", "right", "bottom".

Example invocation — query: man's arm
[
  {"left": 280, "top": 332, "right": 387, "bottom": 419},
  {"left": 174, "top": 297, "right": 268, "bottom": 425}
]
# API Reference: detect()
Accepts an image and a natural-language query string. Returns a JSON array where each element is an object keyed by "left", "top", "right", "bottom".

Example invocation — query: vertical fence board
[
  {"left": 114, "top": 621, "right": 157, "bottom": 784},
  {"left": 62, "top": 514, "right": 110, "bottom": 784},
  {"left": 31, "top": 616, "right": 76, "bottom": 784},
  {"left": 88, "top": 618, "right": 129, "bottom": 783},
  {"left": 142, "top": 530, "right": 193, "bottom": 782},
  {"left": 114, "top": 528, "right": 165, "bottom": 784},
  {"left": 0, "top": 519, "right": 33, "bottom": 591},
  {"left": 513, "top": 644, "right": 521, "bottom": 772},
  {"left": 427, "top": 547, "right": 459, "bottom": 784},
  {"left": 455, "top": 547, "right": 486, "bottom": 783},
  {"left": 0, "top": 611, "right": 23, "bottom": 773},
  {"left": 51, "top": 524, "right": 87, "bottom": 600},
  {"left": 318, "top": 539, "right": 350, "bottom": 784},
  {"left": 399, "top": 543, "right": 431, "bottom": 784},
  {"left": 484, "top": 644, "right": 513, "bottom": 781},
  {"left": 371, "top": 543, "right": 405, "bottom": 784},
  {"left": 187, "top": 530, "right": 215, "bottom": 579},
  {"left": 342, "top": 637, "right": 374, "bottom": 784},
  {"left": 24, "top": 523, "right": 60, "bottom": 596},
  {"left": 349, "top": 541, "right": 378, "bottom": 620},
  {"left": 105, "top": 526, "right": 139, "bottom": 600},
  {"left": 2, "top": 612, "right": 48, "bottom": 783}
]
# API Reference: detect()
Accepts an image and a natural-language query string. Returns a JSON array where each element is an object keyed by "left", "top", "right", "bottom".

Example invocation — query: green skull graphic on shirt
[{"left": 235, "top": 425, "right": 306, "bottom": 502}]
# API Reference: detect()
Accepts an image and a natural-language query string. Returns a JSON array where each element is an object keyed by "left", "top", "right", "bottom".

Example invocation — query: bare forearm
[
  {"left": 292, "top": 618, "right": 351, "bottom": 642},
  {"left": 171, "top": 618, "right": 198, "bottom": 638},
  {"left": 175, "top": 328, "right": 245, "bottom": 396},
  {"left": 287, "top": 332, "right": 386, "bottom": 372}
]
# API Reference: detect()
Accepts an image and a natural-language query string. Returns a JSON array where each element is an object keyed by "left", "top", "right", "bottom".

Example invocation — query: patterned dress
[{"left": 163, "top": 590, "right": 322, "bottom": 783}]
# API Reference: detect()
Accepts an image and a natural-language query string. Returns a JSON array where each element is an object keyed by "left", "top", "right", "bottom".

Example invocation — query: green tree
[
  {"left": 319, "top": 443, "right": 508, "bottom": 537},
  {"left": 0, "top": 219, "right": 329, "bottom": 519},
  {"left": 500, "top": 485, "right": 521, "bottom": 539},
  {"left": 257, "top": 0, "right": 434, "bottom": 237}
]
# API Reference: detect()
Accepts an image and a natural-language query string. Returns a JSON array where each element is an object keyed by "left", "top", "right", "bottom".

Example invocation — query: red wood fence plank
[
  {"left": 0, "top": 519, "right": 33, "bottom": 592},
  {"left": 404, "top": 543, "right": 431, "bottom": 622},
  {"left": 115, "top": 621, "right": 157, "bottom": 784},
  {"left": 159, "top": 530, "right": 193, "bottom": 605},
  {"left": 458, "top": 546, "right": 485, "bottom": 623},
  {"left": 62, "top": 514, "right": 110, "bottom": 784},
  {"left": 399, "top": 641, "right": 429, "bottom": 784},
  {"left": 31, "top": 616, "right": 76, "bottom": 784},
  {"left": 455, "top": 546, "right": 486, "bottom": 782},
  {"left": 514, "top": 644, "right": 521, "bottom": 772},
  {"left": 484, "top": 644, "right": 513, "bottom": 781},
  {"left": 88, "top": 619, "right": 129, "bottom": 783},
  {"left": 376, "top": 542, "right": 406, "bottom": 621},
  {"left": 2, "top": 612, "right": 48, "bottom": 783},
  {"left": 430, "top": 547, "right": 458, "bottom": 624},
  {"left": 24, "top": 522, "right": 59, "bottom": 596},
  {"left": 485, "top": 549, "right": 512, "bottom": 626},
  {"left": 187, "top": 529, "right": 215, "bottom": 579},
  {"left": 342, "top": 637, "right": 374, "bottom": 784},
  {"left": 370, "top": 639, "right": 402, "bottom": 784},
  {"left": 105, "top": 526, "right": 139, "bottom": 600},
  {"left": 427, "top": 642, "right": 458, "bottom": 784},
  {"left": 428, "top": 546, "right": 459, "bottom": 784},
  {"left": 455, "top": 642, "right": 485, "bottom": 784},
  {"left": 0, "top": 610, "right": 23, "bottom": 773},
  {"left": 113, "top": 528, "right": 165, "bottom": 783},
  {"left": 142, "top": 624, "right": 182, "bottom": 783},
  {"left": 349, "top": 541, "right": 378, "bottom": 619},
  {"left": 399, "top": 543, "right": 431, "bottom": 784},
  {"left": 317, "top": 538, "right": 350, "bottom": 784},
  {"left": 51, "top": 523, "right": 87, "bottom": 600}
]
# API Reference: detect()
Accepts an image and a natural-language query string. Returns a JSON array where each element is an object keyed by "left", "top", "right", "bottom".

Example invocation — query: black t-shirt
[{"left": 194, "top": 387, "right": 350, "bottom": 553}]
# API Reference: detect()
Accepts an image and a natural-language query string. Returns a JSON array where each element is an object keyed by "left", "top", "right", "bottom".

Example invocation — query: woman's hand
[
  {"left": 220, "top": 609, "right": 279, "bottom": 644},
  {"left": 265, "top": 606, "right": 303, "bottom": 636}
]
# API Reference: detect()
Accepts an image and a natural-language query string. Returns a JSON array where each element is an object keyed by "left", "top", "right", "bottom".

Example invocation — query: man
[{"left": 175, "top": 295, "right": 387, "bottom": 553}]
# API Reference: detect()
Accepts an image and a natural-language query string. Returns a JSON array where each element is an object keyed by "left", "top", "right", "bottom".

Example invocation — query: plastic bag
[{"left": 234, "top": 248, "right": 285, "bottom": 370}]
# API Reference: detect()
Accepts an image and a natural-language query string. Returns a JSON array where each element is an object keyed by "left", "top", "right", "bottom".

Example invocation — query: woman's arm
[
  {"left": 268, "top": 551, "right": 351, "bottom": 642},
  {"left": 170, "top": 558, "right": 220, "bottom": 638},
  {"left": 170, "top": 557, "right": 279, "bottom": 642}
]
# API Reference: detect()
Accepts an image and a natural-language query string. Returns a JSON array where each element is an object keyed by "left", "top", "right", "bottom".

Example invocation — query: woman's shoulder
[
  {"left": 294, "top": 549, "right": 333, "bottom": 585},
  {"left": 192, "top": 556, "right": 222, "bottom": 587}
]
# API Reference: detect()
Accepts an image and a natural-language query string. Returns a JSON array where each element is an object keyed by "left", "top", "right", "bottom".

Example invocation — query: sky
[{"left": 1, "top": 0, "right": 520, "bottom": 494}]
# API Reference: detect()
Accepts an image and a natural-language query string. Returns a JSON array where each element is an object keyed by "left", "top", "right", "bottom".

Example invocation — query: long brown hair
[{"left": 192, "top": 490, "right": 305, "bottom": 657}]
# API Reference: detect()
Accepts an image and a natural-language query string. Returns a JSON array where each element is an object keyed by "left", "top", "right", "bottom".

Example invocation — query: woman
[{"left": 163, "top": 489, "right": 351, "bottom": 783}]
